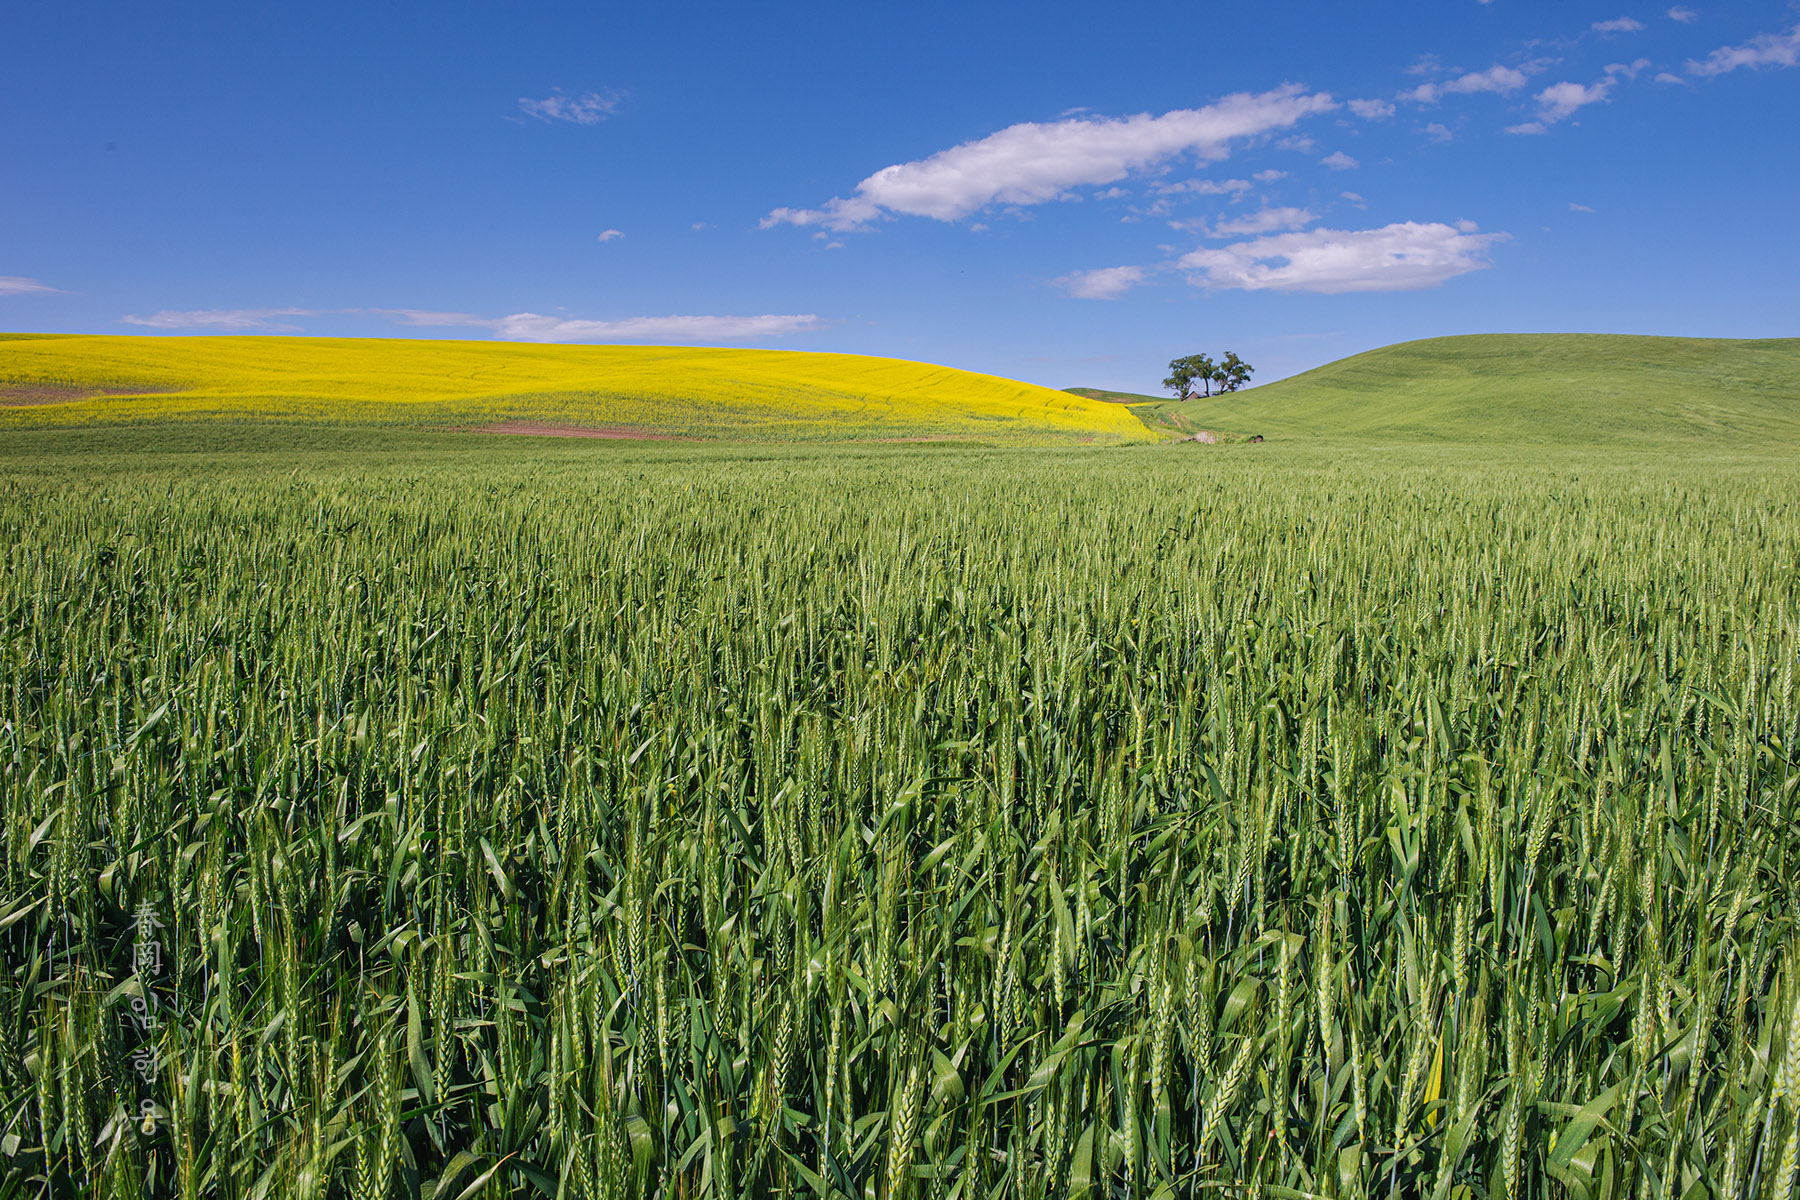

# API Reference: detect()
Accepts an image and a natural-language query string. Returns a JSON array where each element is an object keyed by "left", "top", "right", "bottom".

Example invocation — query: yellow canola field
[{"left": 0, "top": 334, "right": 1153, "bottom": 443}]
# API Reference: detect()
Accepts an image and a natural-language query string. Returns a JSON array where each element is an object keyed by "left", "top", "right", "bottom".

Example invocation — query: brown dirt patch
[
  {"left": 0, "top": 383, "right": 158, "bottom": 407},
  {"left": 465, "top": 421, "right": 683, "bottom": 440}
]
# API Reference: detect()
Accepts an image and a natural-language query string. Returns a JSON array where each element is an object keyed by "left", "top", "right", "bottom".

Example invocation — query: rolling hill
[
  {"left": 1114, "top": 334, "right": 1800, "bottom": 448},
  {"left": 0, "top": 334, "right": 1153, "bottom": 444},
  {"left": 1062, "top": 386, "right": 1165, "bottom": 405}
]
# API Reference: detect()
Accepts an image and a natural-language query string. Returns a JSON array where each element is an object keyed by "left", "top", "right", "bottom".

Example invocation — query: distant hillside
[
  {"left": 1062, "top": 386, "right": 1166, "bottom": 405},
  {"left": 0, "top": 335, "right": 1153, "bottom": 445},
  {"left": 1108, "top": 334, "right": 1800, "bottom": 448}
]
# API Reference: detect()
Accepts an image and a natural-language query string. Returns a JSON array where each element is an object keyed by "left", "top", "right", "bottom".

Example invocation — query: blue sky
[{"left": 3, "top": 1, "right": 1797, "bottom": 391}]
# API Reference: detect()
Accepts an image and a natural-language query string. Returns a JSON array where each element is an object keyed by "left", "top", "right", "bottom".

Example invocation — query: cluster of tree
[{"left": 1162, "top": 351, "right": 1253, "bottom": 399}]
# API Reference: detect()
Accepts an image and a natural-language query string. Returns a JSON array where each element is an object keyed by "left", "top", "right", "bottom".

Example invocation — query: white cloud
[
  {"left": 1252, "top": 169, "right": 1288, "bottom": 182},
  {"left": 1667, "top": 6, "right": 1699, "bottom": 22},
  {"left": 1569, "top": 202, "right": 1596, "bottom": 212},
  {"left": 1209, "top": 207, "right": 1318, "bottom": 237},
  {"left": 1154, "top": 177, "right": 1254, "bottom": 196},
  {"left": 121, "top": 307, "right": 319, "bottom": 331},
  {"left": 1654, "top": 70, "right": 1690, "bottom": 84},
  {"left": 1055, "top": 265, "right": 1147, "bottom": 299},
  {"left": 1178, "top": 221, "right": 1505, "bottom": 294},
  {"left": 1606, "top": 58, "right": 1653, "bottom": 78},
  {"left": 518, "top": 89, "right": 622, "bottom": 125},
  {"left": 1506, "top": 78, "right": 1618, "bottom": 132},
  {"left": 1687, "top": 24, "right": 1800, "bottom": 75},
  {"left": 0, "top": 276, "right": 64, "bottom": 296},
  {"left": 1403, "top": 64, "right": 1532, "bottom": 104},
  {"left": 1422, "top": 122, "right": 1455, "bottom": 141},
  {"left": 596, "top": 228, "right": 624, "bottom": 242},
  {"left": 1592, "top": 17, "right": 1646, "bottom": 33},
  {"left": 1348, "top": 98, "right": 1396, "bottom": 119},
  {"left": 382, "top": 310, "right": 824, "bottom": 342},
  {"left": 1534, "top": 79, "right": 1616, "bottom": 121},
  {"left": 763, "top": 86, "right": 1338, "bottom": 231},
  {"left": 1340, "top": 191, "right": 1367, "bottom": 208},
  {"left": 376, "top": 310, "right": 480, "bottom": 328},
  {"left": 1321, "top": 150, "right": 1360, "bottom": 170},
  {"left": 1276, "top": 134, "right": 1317, "bottom": 152}
]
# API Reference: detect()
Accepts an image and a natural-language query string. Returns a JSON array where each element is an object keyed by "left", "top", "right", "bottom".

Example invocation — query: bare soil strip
[{"left": 0, "top": 383, "right": 158, "bottom": 407}]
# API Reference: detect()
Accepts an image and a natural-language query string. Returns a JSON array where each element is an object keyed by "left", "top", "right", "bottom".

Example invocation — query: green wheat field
[{"left": 2, "top": 338, "right": 1799, "bottom": 1200}]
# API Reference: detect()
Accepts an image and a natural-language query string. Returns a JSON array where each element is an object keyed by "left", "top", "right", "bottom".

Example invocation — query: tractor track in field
[{"left": 461, "top": 421, "right": 690, "bottom": 440}]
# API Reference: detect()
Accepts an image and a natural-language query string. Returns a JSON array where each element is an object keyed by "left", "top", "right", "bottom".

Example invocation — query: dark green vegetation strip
[{"left": 2, "top": 432, "right": 1798, "bottom": 1198}]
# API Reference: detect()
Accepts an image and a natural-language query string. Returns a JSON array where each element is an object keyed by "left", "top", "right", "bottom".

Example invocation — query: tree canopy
[
  {"left": 1162, "top": 354, "right": 1217, "bottom": 399},
  {"left": 1164, "top": 351, "right": 1254, "bottom": 399}
]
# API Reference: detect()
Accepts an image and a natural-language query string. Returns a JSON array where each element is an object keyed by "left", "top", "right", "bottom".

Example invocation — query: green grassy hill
[{"left": 1114, "top": 334, "right": 1800, "bottom": 448}]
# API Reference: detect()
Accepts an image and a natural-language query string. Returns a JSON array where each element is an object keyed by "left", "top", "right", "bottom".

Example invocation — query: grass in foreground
[
  {"left": 0, "top": 335, "right": 1152, "bottom": 445},
  {"left": 1115, "top": 333, "right": 1800, "bottom": 448},
  {"left": 1, "top": 435, "right": 1797, "bottom": 1199}
]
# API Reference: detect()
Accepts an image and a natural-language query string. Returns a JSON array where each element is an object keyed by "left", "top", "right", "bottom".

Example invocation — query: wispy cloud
[
  {"left": 762, "top": 85, "right": 1338, "bottom": 231},
  {"left": 1536, "top": 79, "right": 1616, "bottom": 120},
  {"left": 1403, "top": 64, "right": 1534, "bottom": 104},
  {"left": 1687, "top": 24, "right": 1800, "bottom": 75},
  {"left": 518, "top": 88, "right": 623, "bottom": 125},
  {"left": 1504, "top": 78, "right": 1617, "bottom": 133},
  {"left": 596, "top": 228, "right": 624, "bottom": 242},
  {"left": 1592, "top": 17, "right": 1646, "bottom": 33},
  {"left": 121, "top": 307, "right": 319, "bottom": 331},
  {"left": 1178, "top": 220, "right": 1505, "bottom": 294},
  {"left": 1569, "top": 202, "right": 1596, "bottom": 212},
  {"left": 1667, "top": 6, "right": 1699, "bottom": 22},
  {"left": 1209, "top": 207, "right": 1318, "bottom": 238},
  {"left": 1422, "top": 122, "right": 1455, "bottom": 142},
  {"left": 118, "top": 306, "right": 823, "bottom": 343},
  {"left": 372, "top": 310, "right": 476, "bottom": 328},
  {"left": 1348, "top": 98, "right": 1396, "bottom": 119},
  {"left": 1153, "top": 177, "right": 1254, "bottom": 197},
  {"left": 1054, "top": 266, "right": 1147, "bottom": 300},
  {"left": 1321, "top": 150, "right": 1360, "bottom": 170},
  {"left": 380, "top": 310, "right": 823, "bottom": 343},
  {"left": 0, "top": 276, "right": 66, "bottom": 296}
]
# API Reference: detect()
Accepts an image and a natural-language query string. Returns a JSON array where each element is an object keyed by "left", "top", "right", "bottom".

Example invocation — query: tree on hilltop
[
  {"left": 1163, "top": 353, "right": 1217, "bottom": 400},
  {"left": 1164, "top": 350, "right": 1254, "bottom": 399},
  {"left": 1217, "top": 351, "right": 1254, "bottom": 393}
]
